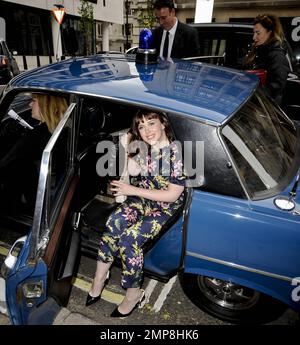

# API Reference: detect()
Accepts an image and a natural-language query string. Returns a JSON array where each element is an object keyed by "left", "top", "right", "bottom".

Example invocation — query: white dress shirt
[{"left": 159, "top": 19, "right": 178, "bottom": 59}]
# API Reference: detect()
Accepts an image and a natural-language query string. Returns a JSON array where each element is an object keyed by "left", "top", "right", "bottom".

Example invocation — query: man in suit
[{"left": 152, "top": 0, "right": 200, "bottom": 59}]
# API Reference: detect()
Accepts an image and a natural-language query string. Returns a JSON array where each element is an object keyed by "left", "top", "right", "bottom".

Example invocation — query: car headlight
[{"left": 22, "top": 281, "right": 44, "bottom": 299}]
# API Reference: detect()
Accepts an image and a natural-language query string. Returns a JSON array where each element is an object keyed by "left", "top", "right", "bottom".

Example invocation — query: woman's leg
[
  {"left": 117, "top": 211, "right": 170, "bottom": 314},
  {"left": 89, "top": 199, "right": 144, "bottom": 297},
  {"left": 117, "top": 287, "right": 144, "bottom": 315},
  {"left": 89, "top": 261, "right": 112, "bottom": 297}
]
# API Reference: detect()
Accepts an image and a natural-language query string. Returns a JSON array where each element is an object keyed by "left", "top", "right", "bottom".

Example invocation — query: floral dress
[{"left": 97, "top": 141, "right": 186, "bottom": 288}]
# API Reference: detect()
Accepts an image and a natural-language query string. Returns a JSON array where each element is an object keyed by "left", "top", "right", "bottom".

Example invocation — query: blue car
[{"left": 0, "top": 54, "right": 299, "bottom": 325}]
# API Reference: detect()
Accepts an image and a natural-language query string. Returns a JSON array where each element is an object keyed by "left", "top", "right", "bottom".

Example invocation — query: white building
[{"left": 0, "top": 0, "right": 124, "bottom": 69}]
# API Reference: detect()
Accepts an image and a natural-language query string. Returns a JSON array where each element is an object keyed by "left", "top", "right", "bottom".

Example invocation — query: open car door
[{"left": 3, "top": 102, "right": 80, "bottom": 325}]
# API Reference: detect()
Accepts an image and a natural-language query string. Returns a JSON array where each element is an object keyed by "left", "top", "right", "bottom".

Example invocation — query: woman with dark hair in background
[{"left": 244, "top": 14, "right": 290, "bottom": 105}]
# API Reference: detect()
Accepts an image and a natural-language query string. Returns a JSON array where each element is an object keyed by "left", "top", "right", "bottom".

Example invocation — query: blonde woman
[
  {"left": 244, "top": 14, "right": 290, "bottom": 105},
  {"left": 0, "top": 93, "right": 68, "bottom": 214},
  {"left": 30, "top": 93, "right": 68, "bottom": 133}
]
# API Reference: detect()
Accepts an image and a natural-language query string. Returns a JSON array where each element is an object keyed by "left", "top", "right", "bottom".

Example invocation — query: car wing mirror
[
  {"left": 274, "top": 196, "right": 295, "bottom": 211},
  {"left": 1, "top": 236, "right": 27, "bottom": 279}
]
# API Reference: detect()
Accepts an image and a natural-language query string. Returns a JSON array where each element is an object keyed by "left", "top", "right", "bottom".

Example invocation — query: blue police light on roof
[
  {"left": 139, "top": 28, "right": 153, "bottom": 49},
  {"left": 136, "top": 28, "right": 157, "bottom": 65}
]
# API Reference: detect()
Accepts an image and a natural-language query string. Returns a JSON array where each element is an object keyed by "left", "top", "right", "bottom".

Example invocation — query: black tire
[{"left": 179, "top": 273, "right": 287, "bottom": 324}]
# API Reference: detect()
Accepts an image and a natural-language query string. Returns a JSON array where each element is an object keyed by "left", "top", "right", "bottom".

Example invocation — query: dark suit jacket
[{"left": 152, "top": 21, "right": 200, "bottom": 59}]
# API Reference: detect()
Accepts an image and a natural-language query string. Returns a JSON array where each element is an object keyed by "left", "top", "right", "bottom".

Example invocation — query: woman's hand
[
  {"left": 110, "top": 180, "right": 184, "bottom": 203},
  {"left": 120, "top": 132, "right": 132, "bottom": 149},
  {"left": 110, "top": 180, "right": 136, "bottom": 196}
]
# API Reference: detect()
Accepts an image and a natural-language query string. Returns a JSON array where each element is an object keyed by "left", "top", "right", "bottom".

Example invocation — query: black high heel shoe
[
  {"left": 85, "top": 271, "right": 110, "bottom": 307},
  {"left": 110, "top": 290, "right": 145, "bottom": 318},
  {"left": 85, "top": 293, "right": 101, "bottom": 307}
]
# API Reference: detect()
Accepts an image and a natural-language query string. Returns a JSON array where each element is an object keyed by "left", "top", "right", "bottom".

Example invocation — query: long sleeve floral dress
[{"left": 97, "top": 141, "right": 186, "bottom": 288}]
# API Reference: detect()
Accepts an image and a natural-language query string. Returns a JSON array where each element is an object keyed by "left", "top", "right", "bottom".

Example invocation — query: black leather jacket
[{"left": 253, "top": 40, "right": 290, "bottom": 104}]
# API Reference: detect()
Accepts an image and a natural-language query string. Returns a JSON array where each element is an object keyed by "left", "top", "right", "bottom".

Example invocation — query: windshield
[{"left": 222, "top": 90, "right": 298, "bottom": 200}]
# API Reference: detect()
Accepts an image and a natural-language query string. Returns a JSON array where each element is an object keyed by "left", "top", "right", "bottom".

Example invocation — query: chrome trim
[
  {"left": 217, "top": 125, "right": 251, "bottom": 200},
  {"left": 186, "top": 251, "right": 294, "bottom": 283},
  {"left": 137, "top": 48, "right": 156, "bottom": 54},
  {"left": 28, "top": 103, "right": 76, "bottom": 261}
]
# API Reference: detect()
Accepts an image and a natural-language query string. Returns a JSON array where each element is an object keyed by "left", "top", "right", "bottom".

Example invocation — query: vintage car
[{"left": 0, "top": 53, "right": 299, "bottom": 325}]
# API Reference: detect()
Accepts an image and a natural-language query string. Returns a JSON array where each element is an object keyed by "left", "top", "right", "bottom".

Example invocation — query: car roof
[{"left": 8, "top": 55, "right": 258, "bottom": 125}]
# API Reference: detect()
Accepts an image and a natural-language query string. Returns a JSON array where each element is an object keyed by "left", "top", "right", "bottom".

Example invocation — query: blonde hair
[{"left": 32, "top": 94, "right": 68, "bottom": 133}]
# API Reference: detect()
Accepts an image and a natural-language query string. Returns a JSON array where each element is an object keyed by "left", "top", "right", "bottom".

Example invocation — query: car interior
[
  {"left": 0, "top": 92, "right": 188, "bottom": 266},
  {"left": 0, "top": 92, "right": 72, "bottom": 248}
]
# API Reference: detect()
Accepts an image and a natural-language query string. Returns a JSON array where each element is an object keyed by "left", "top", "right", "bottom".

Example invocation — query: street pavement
[{"left": 0, "top": 306, "right": 99, "bottom": 325}]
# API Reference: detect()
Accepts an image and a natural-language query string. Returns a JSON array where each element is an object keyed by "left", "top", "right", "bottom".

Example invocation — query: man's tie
[{"left": 163, "top": 31, "right": 169, "bottom": 58}]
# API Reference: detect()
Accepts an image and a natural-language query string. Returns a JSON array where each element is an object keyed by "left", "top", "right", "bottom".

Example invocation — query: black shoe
[
  {"left": 85, "top": 293, "right": 101, "bottom": 307},
  {"left": 85, "top": 271, "right": 110, "bottom": 307},
  {"left": 110, "top": 290, "right": 145, "bottom": 318}
]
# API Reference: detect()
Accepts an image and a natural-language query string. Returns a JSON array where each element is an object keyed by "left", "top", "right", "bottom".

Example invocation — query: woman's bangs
[{"left": 135, "top": 112, "right": 158, "bottom": 125}]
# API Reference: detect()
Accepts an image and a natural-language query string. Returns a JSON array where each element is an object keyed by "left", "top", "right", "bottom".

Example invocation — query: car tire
[{"left": 179, "top": 273, "right": 287, "bottom": 324}]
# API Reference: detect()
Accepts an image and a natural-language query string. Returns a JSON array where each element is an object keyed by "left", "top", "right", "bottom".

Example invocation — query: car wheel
[{"left": 179, "top": 273, "right": 286, "bottom": 324}]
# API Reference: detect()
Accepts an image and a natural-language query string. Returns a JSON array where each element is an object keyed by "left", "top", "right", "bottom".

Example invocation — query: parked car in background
[
  {"left": 0, "top": 39, "right": 20, "bottom": 84},
  {"left": 189, "top": 23, "right": 299, "bottom": 71},
  {"left": 188, "top": 22, "right": 300, "bottom": 121},
  {"left": 0, "top": 55, "right": 299, "bottom": 325}
]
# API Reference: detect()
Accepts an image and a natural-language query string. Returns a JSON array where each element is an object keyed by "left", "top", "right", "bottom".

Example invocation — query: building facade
[
  {"left": 0, "top": 0, "right": 124, "bottom": 69},
  {"left": 0, "top": 0, "right": 299, "bottom": 68}
]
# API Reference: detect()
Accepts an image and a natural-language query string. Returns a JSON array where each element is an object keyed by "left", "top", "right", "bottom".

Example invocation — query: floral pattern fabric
[{"left": 97, "top": 141, "right": 186, "bottom": 288}]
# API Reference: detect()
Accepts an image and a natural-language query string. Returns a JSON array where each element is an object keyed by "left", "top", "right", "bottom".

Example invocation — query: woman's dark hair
[
  {"left": 244, "top": 14, "right": 285, "bottom": 67},
  {"left": 130, "top": 109, "right": 174, "bottom": 143},
  {"left": 253, "top": 14, "right": 285, "bottom": 44}
]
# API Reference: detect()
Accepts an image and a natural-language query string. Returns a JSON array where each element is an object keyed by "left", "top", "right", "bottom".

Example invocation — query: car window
[
  {"left": 230, "top": 32, "right": 253, "bottom": 68},
  {"left": 213, "top": 39, "right": 226, "bottom": 56},
  {"left": 169, "top": 113, "right": 246, "bottom": 198},
  {"left": 195, "top": 29, "right": 252, "bottom": 69},
  {"left": 222, "top": 90, "right": 297, "bottom": 200},
  {"left": 198, "top": 34, "right": 226, "bottom": 57}
]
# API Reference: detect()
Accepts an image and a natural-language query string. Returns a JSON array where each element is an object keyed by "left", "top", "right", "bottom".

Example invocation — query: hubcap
[{"left": 198, "top": 276, "right": 260, "bottom": 311}]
